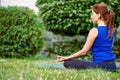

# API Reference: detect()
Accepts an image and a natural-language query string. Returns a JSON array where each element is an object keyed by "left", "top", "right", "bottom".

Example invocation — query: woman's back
[{"left": 91, "top": 26, "right": 115, "bottom": 62}]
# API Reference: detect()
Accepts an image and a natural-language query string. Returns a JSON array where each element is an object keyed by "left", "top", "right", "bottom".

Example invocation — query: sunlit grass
[{"left": 0, "top": 57, "right": 120, "bottom": 80}]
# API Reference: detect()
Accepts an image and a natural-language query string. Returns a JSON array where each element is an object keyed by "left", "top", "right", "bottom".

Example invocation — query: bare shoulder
[
  {"left": 90, "top": 28, "right": 97, "bottom": 32},
  {"left": 89, "top": 28, "right": 98, "bottom": 37}
]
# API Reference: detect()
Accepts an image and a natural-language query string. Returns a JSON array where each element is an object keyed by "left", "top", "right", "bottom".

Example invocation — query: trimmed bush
[
  {"left": 0, "top": 7, "right": 44, "bottom": 58},
  {"left": 36, "top": 0, "right": 120, "bottom": 36}
]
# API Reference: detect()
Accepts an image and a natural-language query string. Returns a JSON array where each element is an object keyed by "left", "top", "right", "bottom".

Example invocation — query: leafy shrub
[
  {"left": 113, "top": 40, "right": 120, "bottom": 59},
  {"left": 44, "top": 39, "right": 119, "bottom": 60},
  {"left": 36, "top": 0, "right": 120, "bottom": 36},
  {"left": 0, "top": 7, "right": 44, "bottom": 58},
  {"left": 45, "top": 40, "right": 92, "bottom": 60},
  {"left": 36, "top": 0, "right": 120, "bottom": 59}
]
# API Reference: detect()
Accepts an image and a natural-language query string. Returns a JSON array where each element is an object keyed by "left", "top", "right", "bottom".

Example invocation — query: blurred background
[{"left": 0, "top": 0, "right": 120, "bottom": 61}]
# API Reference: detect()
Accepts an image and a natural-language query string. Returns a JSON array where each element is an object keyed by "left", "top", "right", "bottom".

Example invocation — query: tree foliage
[{"left": 36, "top": 0, "right": 120, "bottom": 36}]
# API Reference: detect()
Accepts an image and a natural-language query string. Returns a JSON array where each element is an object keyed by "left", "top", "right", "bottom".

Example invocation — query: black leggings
[{"left": 64, "top": 59, "right": 116, "bottom": 71}]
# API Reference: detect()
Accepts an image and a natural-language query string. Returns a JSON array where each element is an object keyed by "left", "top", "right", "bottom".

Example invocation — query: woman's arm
[{"left": 57, "top": 28, "right": 98, "bottom": 62}]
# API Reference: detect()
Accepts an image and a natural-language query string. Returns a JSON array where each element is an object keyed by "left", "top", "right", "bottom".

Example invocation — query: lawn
[{"left": 0, "top": 57, "right": 120, "bottom": 80}]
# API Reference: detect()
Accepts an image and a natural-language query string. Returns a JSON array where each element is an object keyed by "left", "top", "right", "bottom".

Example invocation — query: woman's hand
[{"left": 57, "top": 56, "right": 69, "bottom": 62}]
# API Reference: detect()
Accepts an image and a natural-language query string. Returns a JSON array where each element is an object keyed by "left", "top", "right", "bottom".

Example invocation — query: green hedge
[
  {"left": 45, "top": 40, "right": 91, "bottom": 60},
  {"left": 44, "top": 40, "right": 119, "bottom": 60},
  {"left": 36, "top": 0, "right": 120, "bottom": 36},
  {"left": 0, "top": 7, "right": 44, "bottom": 58},
  {"left": 113, "top": 40, "right": 120, "bottom": 59}
]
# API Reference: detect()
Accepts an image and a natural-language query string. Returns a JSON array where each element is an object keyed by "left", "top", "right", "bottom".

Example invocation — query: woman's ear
[{"left": 97, "top": 13, "right": 101, "bottom": 19}]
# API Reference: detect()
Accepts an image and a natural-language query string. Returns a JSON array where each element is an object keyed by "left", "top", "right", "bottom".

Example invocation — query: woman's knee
[
  {"left": 63, "top": 60, "right": 72, "bottom": 68},
  {"left": 63, "top": 60, "right": 68, "bottom": 67}
]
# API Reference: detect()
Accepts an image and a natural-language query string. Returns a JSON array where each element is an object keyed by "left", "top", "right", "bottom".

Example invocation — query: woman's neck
[{"left": 97, "top": 20, "right": 107, "bottom": 26}]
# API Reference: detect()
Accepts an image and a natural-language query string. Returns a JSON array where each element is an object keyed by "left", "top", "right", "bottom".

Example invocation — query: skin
[{"left": 57, "top": 10, "right": 107, "bottom": 62}]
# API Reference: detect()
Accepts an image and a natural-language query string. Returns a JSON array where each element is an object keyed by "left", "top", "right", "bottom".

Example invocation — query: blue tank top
[{"left": 91, "top": 26, "right": 115, "bottom": 62}]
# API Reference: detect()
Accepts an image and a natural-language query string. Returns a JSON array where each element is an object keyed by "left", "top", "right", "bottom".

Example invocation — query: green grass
[{"left": 0, "top": 57, "right": 120, "bottom": 80}]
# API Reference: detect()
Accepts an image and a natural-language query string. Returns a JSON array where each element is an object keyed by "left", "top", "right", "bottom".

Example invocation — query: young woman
[{"left": 57, "top": 3, "right": 116, "bottom": 71}]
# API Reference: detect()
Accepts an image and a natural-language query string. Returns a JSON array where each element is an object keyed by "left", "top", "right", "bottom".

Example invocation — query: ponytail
[
  {"left": 107, "top": 10, "right": 115, "bottom": 38},
  {"left": 92, "top": 3, "right": 115, "bottom": 38}
]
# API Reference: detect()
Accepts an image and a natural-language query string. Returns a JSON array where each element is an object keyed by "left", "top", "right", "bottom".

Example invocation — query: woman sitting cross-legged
[{"left": 57, "top": 3, "right": 116, "bottom": 71}]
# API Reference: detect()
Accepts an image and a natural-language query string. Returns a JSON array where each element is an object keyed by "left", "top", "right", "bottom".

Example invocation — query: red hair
[{"left": 92, "top": 3, "right": 115, "bottom": 38}]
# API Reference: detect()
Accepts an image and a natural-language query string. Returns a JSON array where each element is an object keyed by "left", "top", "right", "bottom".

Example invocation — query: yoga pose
[{"left": 57, "top": 3, "right": 116, "bottom": 71}]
